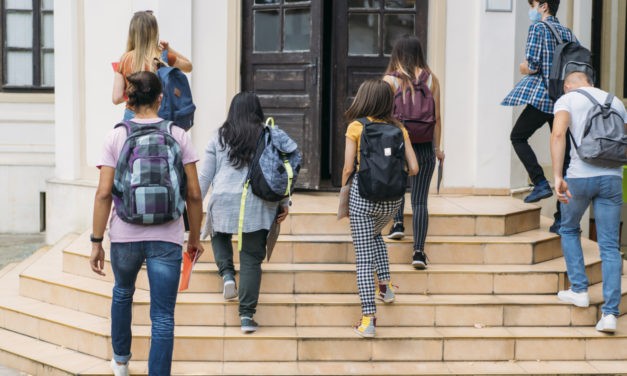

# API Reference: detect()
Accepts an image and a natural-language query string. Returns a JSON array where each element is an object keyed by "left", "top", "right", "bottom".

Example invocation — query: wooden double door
[{"left": 242, "top": 0, "right": 428, "bottom": 188}]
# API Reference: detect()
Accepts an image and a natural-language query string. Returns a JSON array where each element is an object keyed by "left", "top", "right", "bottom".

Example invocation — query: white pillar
[
  {"left": 53, "top": 0, "right": 83, "bottom": 180},
  {"left": 443, "top": 0, "right": 522, "bottom": 190},
  {"left": 191, "top": 0, "right": 240, "bottom": 158}
]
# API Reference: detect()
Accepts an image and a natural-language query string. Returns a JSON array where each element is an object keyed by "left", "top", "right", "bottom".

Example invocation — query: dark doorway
[{"left": 242, "top": 0, "right": 429, "bottom": 189}]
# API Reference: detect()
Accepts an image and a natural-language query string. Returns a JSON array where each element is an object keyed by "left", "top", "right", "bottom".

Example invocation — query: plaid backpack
[{"left": 112, "top": 120, "right": 187, "bottom": 225}]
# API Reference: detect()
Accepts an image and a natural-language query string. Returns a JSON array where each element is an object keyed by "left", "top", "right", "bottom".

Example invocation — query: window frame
[{"left": 0, "top": 0, "right": 54, "bottom": 92}]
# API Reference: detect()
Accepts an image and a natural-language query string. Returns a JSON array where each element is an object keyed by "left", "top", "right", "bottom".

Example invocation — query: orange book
[{"left": 179, "top": 250, "right": 200, "bottom": 292}]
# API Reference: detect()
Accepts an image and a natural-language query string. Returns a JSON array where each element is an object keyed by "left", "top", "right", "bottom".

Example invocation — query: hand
[
  {"left": 519, "top": 60, "right": 529, "bottom": 75},
  {"left": 554, "top": 176, "right": 572, "bottom": 204},
  {"left": 435, "top": 149, "right": 445, "bottom": 161},
  {"left": 90, "top": 243, "right": 106, "bottom": 276},
  {"left": 159, "top": 40, "right": 169, "bottom": 51},
  {"left": 276, "top": 205, "right": 289, "bottom": 224},
  {"left": 186, "top": 239, "right": 204, "bottom": 261}
]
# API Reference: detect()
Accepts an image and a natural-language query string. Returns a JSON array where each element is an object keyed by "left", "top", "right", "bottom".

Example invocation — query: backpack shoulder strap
[
  {"left": 157, "top": 120, "right": 176, "bottom": 135},
  {"left": 574, "top": 89, "right": 601, "bottom": 106},
  {"left": 114, "top": 120, "right": 140, "bottom": 137},
  {"left": 604, "top": 93, "right": 616, "bottom": 108},
  {"left": 356, "top": 117, "right": 372, "bottom": 127},
  {"left": 161, "top": 49, "right": 169, "bottom": 65},
  {"left": 541, "top": 21, "right": 563, "bottom": 43}
]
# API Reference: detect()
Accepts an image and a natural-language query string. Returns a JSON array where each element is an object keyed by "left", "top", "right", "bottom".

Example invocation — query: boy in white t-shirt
[{"left": 550, "top": 70, "right": 627, "bottom": 333}]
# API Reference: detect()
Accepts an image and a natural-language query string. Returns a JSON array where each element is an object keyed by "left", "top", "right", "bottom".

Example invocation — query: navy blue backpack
[{"left": 157, "top": 50, "right": 196, "bottom": 130}]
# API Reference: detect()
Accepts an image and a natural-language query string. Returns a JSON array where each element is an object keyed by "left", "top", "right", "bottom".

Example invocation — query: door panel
[
  {"left": 331, "top": 0, "right": 429, "bottom": 186},
  {"left": 242, "top": 0, "right": 322, "bottom": 189}
]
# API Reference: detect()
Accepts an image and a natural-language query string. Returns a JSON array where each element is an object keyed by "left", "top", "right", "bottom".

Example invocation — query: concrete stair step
[
  {"left": 69, "top": 228, "right": 562, "bottom": 266},
  {"left": 2, "top": 328, "right": 627, "bottom": 375},
  {"left": 205, "top": 229, "right": 562, "bottom": 265},
  {"left": 2, "top": 290, "right": 627, "bottom": 362},
  {"left": 19, "top": 263, "right": 627, "bottom": 327},
  {"left": 281, "top": 194, "right": 540, "bottom": 236},
  {"left": 62, "top": 243, "right": 605, "bottom": 295}
]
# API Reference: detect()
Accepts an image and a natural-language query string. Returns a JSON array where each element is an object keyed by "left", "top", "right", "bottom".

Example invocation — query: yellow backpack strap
[
  {"left": 238, "top": 179, "right": 250, "bottom": 252},
  {"left": 265, "top": 117, "right": 275, "bottom": 128}
]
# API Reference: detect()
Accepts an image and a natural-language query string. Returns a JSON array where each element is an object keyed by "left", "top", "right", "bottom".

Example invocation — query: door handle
[{"left": 310, "top": 58, "right": 318, "bottom": 86}]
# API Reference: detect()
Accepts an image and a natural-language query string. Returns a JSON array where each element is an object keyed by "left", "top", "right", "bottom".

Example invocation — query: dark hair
[
  {"left": 527, "top": 0, "right": 560, "bottom": 16},
  {"left": 126, "top": 71, "right": 162, "bottom": 108},
  {"left": 219, "top": 92, "right": 265, "bottom": 169},
  {"left": 345, "top": 79, "right": 401, "bottom": 127},
  {"left": 385, "top": 35, "right": 430, "bottom": 97}
]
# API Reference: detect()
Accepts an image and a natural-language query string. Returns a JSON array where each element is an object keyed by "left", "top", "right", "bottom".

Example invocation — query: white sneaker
[
  {"left": 595, "top": 314, "right": 617, "bottom": 333},
  {"left": 557, "top": 289, "right": 590, "bottom": 307},
  {"left": 110, "top": 358, "right": 129, "bottom": 376}
]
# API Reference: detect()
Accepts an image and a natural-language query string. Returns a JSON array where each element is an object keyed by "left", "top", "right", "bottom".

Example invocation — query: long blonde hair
[
  {"left": 385, "top": 35, "right": 430, "bottom": 103},
  {"left": 126, "top": 11, "right": 161, "bottom": 73}
]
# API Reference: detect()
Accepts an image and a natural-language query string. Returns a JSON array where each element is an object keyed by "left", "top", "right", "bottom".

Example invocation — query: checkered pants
[{"left": 349, "top": 176, "right": 402, "bottom": 315}]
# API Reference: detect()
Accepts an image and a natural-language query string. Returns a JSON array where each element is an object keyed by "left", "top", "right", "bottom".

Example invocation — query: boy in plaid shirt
[{"left": 502, "top": 0, "right": 576, "bottom": 233}]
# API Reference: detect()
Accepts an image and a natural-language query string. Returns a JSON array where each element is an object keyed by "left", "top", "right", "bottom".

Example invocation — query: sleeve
[
  {"left": 97, "top": 130, "right": 119, "bottom": 169},
  {"left": 553, "top": 94, "right": 571, "bottom": 115},
  {"left": 345, "top": 121, "right": 362, "bottom": 142},
  {"left": 198, "top": 137, "right": 218, "bottom": 200},
  {"left": 167, "top": 52, "right": 178, "bottom": 66},
  {"left": 525, "top": 24, "right": 543, "bottom": 73},
  {"left": 173, "top": 128, "right": 199, "bottom": 165}
]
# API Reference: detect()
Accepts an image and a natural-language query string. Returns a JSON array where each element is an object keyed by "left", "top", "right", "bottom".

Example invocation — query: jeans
[
  {"left": 110, "top": 241, "right": 182, "bottom": 376},
  {"left": 559, "top": 175, "right": 623, "bottom": 316},
  {"left": 123, "top": 108, "right": 135, "bottom": 121},
  {"left": 211, "top": 230, "right": 268, "bottom": 317}
]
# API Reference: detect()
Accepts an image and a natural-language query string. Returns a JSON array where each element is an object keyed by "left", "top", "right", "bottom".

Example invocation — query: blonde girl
[
  {"left": 112, "top": 10, "right": 192, "bottom": 120},
  {"left": 383, "top": 35, "right": 444, "bottom": 270}
]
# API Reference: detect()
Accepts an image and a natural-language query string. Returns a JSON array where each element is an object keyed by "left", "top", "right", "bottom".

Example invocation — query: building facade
[{"left": 0, "top": 0, "right": 625, "bottom": 243}]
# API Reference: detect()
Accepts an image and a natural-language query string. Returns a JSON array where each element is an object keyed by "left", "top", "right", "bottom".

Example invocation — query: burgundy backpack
[{"left": 390, "top": 70, "right": 436, "bottom": 143}]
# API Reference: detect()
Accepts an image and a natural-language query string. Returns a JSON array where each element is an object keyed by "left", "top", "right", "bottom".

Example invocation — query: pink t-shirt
[{"left": 98, "top": 117, "right": 199, "bottom": 245}]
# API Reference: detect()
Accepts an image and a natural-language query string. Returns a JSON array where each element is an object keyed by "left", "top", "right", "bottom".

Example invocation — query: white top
[{"left": 553, "top": 87, "right": 627, "bottom": 179}]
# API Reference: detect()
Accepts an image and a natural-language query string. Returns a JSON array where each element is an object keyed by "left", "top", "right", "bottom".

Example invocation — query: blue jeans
[
  {"left": 559, "top": 175, "right": 623, "bottom": 316},
  {"left": 123, "top": 108, "right": 135, "bottom": 121},
  {"left": 110, "top": 241, "right": 182, "bottom": 376}
]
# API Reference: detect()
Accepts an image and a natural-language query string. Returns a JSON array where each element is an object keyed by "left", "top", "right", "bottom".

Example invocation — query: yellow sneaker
[
  {"left": 376, "top": 282, "right": 396, "bottom": 303},
  {"left": 353, "top": 315, "right": 376, "bottom": 338}
]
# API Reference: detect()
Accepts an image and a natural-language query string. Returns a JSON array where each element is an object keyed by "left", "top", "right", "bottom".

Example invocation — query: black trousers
[{"left": 510, "top": 104, "right": 571, "bottom": 220}]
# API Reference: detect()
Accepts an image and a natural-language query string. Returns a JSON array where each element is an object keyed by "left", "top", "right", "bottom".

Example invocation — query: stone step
[
  {"left": 69, "top": 228, "right": 563, "bottom": 266},
  {"left": 3, "top": 328, "right": 627, "bottom": 375},
  {"left": 62, "top": 243, "right": 605, "bottom": 295},
  {"left": 19, "top": 261, "right": 627, "bottom": 327},
  {"left": 281, "top": 194, "right": 540, "bottom": 236},
  {"left": 1, "top": 290, "right": 627, "bottom": 362}
]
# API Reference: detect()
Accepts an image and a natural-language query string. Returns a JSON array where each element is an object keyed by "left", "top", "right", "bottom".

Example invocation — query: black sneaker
[
  {"left": 412, "top": 250, "right": 427, "bottom": 270},
  {"left": 240, "top": 316, "right": 258, "bottom": 334},
  {"left": 387, "top": 222, "right": 405, "bottom": 240}
]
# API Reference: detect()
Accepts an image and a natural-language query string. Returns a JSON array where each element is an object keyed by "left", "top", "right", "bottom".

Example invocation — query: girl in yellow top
[{"left": 342, "top": 79, "right": 418, "bottom": 338}]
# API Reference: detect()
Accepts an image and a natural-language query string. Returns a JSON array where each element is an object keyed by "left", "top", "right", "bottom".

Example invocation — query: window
[
  {"left": 348, "top": 0, "right": 416, "bottom": 56},
  {"left": 253, "top": 0, "right": 311, "bottom": 52},
  {"left": 0, "top": 0, "right": 54, "bottom": 91}
]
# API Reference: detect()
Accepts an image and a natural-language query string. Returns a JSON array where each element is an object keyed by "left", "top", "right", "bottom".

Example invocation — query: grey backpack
[{"left": 569, "top": 89, "right": 627, "bottom": 168}]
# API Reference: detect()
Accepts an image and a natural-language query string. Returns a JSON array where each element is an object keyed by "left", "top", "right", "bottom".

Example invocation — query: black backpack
[
  {"left": 541, "top": 21, "right": 593, "bottom": 102},
  {"left": 356, "top": 118, "right": 408, "bottom": 202}
]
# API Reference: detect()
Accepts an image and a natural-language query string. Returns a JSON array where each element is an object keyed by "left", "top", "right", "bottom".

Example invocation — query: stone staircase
[{"left": 1, "top": 193, "right": 627, "bottom": 375}]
